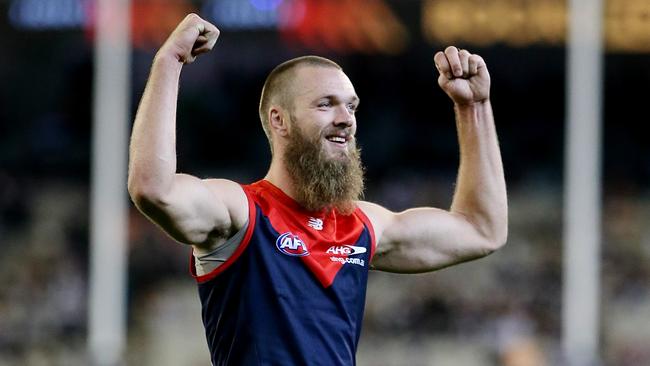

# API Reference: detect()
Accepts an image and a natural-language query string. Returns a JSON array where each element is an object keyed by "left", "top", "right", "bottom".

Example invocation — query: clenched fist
[
  {"left": 157, "top": 13, "right": 220, "bottom": 64},
  {"left": 434, "top": 46, "right": 490, "bottom": 106}
]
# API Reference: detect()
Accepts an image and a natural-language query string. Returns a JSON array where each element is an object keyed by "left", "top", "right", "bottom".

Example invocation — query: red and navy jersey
[{"left": 190, "top": 180, "right": 376, "bottom": 366}]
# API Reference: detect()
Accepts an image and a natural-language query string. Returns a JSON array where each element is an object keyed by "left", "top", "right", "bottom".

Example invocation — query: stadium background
[{"left": 1, "top": 0, "right": 649, "bottom": 365}]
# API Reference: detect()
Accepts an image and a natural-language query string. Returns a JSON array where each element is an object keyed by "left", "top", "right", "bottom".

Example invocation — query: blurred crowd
[
  {"left": 1, "top": 172, "right": 650, "bottom": 365},
  {"left": 2, "top": 1, "right": 650, "bottom": 365}
]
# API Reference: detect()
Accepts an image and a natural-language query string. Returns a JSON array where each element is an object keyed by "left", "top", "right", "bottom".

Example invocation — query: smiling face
[
  {"left": 277, "top": 65, "right": 365, "bottom": 214},
  {"left": 285, "top": 66, "right": 360, "bottom": 161}
]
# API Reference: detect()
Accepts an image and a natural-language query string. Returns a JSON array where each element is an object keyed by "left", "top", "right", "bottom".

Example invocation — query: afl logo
[{"left": 276, "top": 232, "right": 310, "bottom": 257}]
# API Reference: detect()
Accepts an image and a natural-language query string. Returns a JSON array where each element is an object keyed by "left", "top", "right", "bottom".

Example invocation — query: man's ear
[{"left": 269, "top": 106, "right": 289, "bottom": 137}]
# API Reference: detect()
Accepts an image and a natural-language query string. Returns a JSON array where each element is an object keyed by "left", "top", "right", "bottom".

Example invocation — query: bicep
[
  {"left": 133, "top": 175, "right": 247, "bottom": 247},
  {"left": 366, "top": 205, "right": 495, "bottom": 273}
]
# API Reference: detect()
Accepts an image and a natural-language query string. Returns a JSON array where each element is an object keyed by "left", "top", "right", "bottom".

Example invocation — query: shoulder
[
  {"left": 203, "top": 178, "right": 249, "bottom": 228},
  {"left": 355, "top": 201, "right": 396, "bottom": 245}
]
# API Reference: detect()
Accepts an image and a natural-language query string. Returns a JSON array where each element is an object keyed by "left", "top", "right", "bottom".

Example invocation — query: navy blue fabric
[{"left": 197, "top": 206, "right": 372, "bottom": 366}]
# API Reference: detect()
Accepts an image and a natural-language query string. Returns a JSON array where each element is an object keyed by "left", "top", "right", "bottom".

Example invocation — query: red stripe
[
  {"left": 354, "top": 207, "right": 377, "bottom": 261},
  {"left": 190, "top": 186, "right": 257, "bottom": 284}
]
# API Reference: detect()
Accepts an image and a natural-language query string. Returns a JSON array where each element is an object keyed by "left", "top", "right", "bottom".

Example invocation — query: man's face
[
  {"left": 279, "top": 66, "right": 364, "bottom": 214},
  {"left": 285, "top": 66, "right": 360, "bottom": 162}
]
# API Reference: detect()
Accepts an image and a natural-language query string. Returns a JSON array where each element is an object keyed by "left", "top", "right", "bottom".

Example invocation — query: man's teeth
[{"left": 327, "top": 136, "right": 346, "bottom": 143}]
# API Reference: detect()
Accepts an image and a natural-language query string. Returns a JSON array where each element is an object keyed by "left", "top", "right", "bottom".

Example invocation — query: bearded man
[{"left": 128, "top": 14, "right": 508, "bottom": 366}]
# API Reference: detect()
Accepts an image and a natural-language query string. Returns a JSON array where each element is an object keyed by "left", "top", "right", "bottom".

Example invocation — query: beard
[{"left": 282, "top": 122, "right": 365, "bottom": 215}]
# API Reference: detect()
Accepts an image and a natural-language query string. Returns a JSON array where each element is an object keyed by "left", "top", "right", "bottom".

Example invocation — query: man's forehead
[{"left": 290, "top": 66, "right": 357, "bottom": 100}]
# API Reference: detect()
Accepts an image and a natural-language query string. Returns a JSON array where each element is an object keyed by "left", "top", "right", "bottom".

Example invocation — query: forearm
[
  {"left": 128, "top": 55, "right": 184, "bottom": 199},
  {"left": 450, "top": 100, "right": 508, "bottom": 246}
]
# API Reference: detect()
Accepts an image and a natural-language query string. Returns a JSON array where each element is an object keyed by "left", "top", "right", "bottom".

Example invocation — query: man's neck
[{"left": 264, "top": 158, "right": 298, "bottom": 202}]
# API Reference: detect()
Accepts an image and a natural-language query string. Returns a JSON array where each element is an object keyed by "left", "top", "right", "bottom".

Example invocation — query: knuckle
[{"left": 444, "top": 45, "right": 458, "bottom": 54}]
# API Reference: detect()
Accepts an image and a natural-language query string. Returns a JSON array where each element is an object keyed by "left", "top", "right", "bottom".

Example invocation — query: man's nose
[{"left": 334, "top": 105, "right": 354, "bottom": 127}]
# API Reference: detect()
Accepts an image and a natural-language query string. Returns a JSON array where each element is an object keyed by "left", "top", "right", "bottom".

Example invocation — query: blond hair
[{"left": 258, "top": 56, "right": 342, "bottom": 152}]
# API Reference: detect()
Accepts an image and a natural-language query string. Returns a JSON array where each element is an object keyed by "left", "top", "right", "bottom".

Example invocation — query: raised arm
[
  {"left": 128, "top": 14, "right": 247, "bottom": 249},
  {"left": 360, "top": 47, "right": 507, "bottom": 273}
]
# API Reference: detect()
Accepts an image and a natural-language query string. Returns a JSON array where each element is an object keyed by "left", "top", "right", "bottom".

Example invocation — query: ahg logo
[
  {"left": 276, "top": 232, "right": 310, "bottom": 257},
  {"left": 326, "top": 245, "right": 367, "bottom": 256}
]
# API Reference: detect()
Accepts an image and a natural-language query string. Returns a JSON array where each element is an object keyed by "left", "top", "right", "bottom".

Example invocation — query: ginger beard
[{"left": 282, "top": 117, "right": 365, "bottom": 215}]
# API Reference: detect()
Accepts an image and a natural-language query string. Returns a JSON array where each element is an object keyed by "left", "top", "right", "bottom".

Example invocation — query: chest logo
[
  {"left": 307, "top": 217, "right": 323, "bottom": 231},
  {"left": 276, "top": 232, "right": 310, "bottom": 257},
  {"left": 326, "top": 245, "right": 367, "bottom": 267},
  {"left": 326, "top": 245, "right": 367, "bottom": 256}
]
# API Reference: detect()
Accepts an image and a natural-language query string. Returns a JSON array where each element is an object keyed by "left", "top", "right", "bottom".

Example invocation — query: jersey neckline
[{"left": 257, "top": 179, "right": 332, "bottom": 216}]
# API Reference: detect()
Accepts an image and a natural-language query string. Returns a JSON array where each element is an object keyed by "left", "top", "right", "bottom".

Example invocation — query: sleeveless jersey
[{"left": 190, "top": 180, "right": 376, "bottom": 366}]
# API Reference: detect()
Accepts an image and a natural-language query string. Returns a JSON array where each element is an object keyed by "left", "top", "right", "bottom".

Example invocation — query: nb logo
[
  {"left": 276, "top": 232, "right": 310, "bottom": 257},
  {"left": 307, "top": 217, "right": 323, "bottom": 231}
]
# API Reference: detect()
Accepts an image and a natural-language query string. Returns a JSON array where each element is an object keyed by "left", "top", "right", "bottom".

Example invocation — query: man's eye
[
  {"left": 347, "top": 104, "right": 358, "bottom": 113},
  {"left": 318, "top": 102, "right": 332, "bottom": 108}
]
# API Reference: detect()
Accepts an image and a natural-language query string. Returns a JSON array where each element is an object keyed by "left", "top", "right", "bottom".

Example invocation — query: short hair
[{"left": 258, "top": 56, "right": 342, "bottom": 151}]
